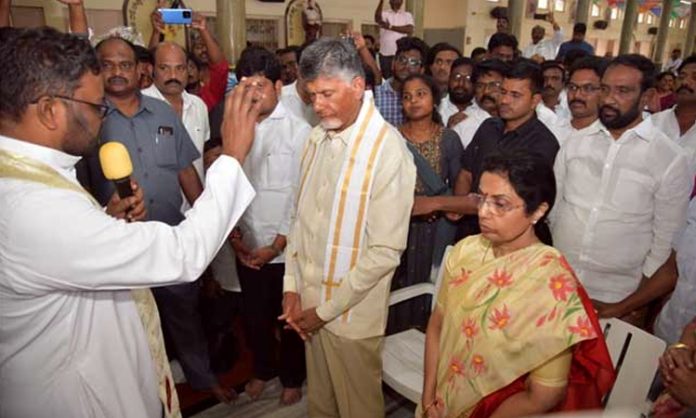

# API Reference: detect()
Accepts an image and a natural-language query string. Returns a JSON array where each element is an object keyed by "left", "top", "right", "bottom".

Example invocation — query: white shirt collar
[
  {"left": 0, "top": 134, "right": 82, "bottom": 174},
  {"left": 141, "top": 85, "right": 195, "bottom": 111}
]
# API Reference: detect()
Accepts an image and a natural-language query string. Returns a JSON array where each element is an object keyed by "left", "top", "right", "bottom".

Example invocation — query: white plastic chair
[
  {"left": 381, "top": 246, "right": 453, "bottom": 404},
  {"left": 599, "top": 318, "right": 666, "bottom": 412}
]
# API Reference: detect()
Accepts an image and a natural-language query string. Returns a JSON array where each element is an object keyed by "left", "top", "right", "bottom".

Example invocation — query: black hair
[
  {"left": 401, "top": 74, "right": 443, "bottom": 125},
  {"left": 0, "top": 26, "right": 100, "bottom": 123},
  {"left": 426, "top": 42, "right": 462, "bottom": 70},
  {"left": 95, "top": 36, "right": 138, "bottom": 61},
  {"left": 451, "top": 57, "right": 475, "bottom": 72},
  {"left": 363, "top": 34, "right": 376, "bottom": 45},
  {"left": 471, "top": 47, "right": 488, "bottom": 59},
  {"left": 573, "top": 23, "right": 587, "bottom": 34},
  {"left": 505, "top": 59, "right": 543, "bottom": 94},
  {"left": 472, "top": 58, "right": 509, "bottom": 84},
  {"left": 488, "top": 33, "right": 518, "bottom": 53},
  {"left": 363, "top": 64, "right": 376, "bottom": 90},
  {"left": 679, "top": 55, "right": 696, "bottom": 73},
  {"left": 541, "top": 60, "right": 565, "bottom": 82},
  {"left": 568, "top": 56, "right": 609, "bottom": 80},
  {"left": 657, "top": 71, "right": 676, "bottom": 82},
  {"left": 133, "top": 44, "right": 153, "bottom": 65},
  {"left": 673, "top": 48, "right": 682, "bottom": 54},
  {"left": 562, "top": 48, "right": 589, "bottom": 69},
  {"left": 608, "top": 54, "right": 656, "bottom": 93},
  {"left": 277, "top": 45, "right": 302, "bottom": 62},
  {"left": 481, "top": 150, "right": 556, "bottom": 245},
  {"left": 235, "top": 45, "right": 282, "bottom": 83},
  {"left": 187, "top": 52, "right": 204, "bottom": 71},
  {"left": 396, "top": 36, "right": 430, "bottom": 62}
]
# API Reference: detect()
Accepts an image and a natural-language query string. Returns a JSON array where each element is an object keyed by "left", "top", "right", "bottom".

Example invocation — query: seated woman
[
  {"left": 420, "top": 151, "right": 615, "bottom": 418},
  {"left": 388, "top": 74, "right": 463, "bottom": 333}
]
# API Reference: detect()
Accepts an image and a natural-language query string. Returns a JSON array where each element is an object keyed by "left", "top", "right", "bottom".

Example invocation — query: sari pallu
[{"left": 432, "top": 235, "right": 615, "bottom": 417}]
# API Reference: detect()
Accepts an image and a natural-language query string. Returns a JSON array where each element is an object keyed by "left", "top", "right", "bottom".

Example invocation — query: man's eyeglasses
[
  {"left": 472, "top": 193, "right": 524, "bottom": 216},
  {"left": 396, "top": 56, "right": 423, "bottom": 68},
  {"left": 451, "top": 73, "right": 472, "bottom": 83},
  {"left": 474, "top": 81, "right": 502, "bottom": 92},
  {"left": 566, "top": 83, "right": 601, "bottom": 94},
  {"left": 54, "top": 95, "right": 109, "bottom": 118}
]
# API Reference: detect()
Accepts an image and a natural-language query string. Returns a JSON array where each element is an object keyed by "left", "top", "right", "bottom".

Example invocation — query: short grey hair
[{"left": 299, "top": 38, "right": 365, "bottom": 83}]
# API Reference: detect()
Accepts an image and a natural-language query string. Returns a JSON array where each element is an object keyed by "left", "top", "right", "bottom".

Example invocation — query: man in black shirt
[{"left": 412, "top": 59, "right": 559, "bottom": 233}]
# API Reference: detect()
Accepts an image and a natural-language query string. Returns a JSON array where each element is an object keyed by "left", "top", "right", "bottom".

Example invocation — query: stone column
[
  {"left": 575, "top": 0, "right": 591, "bottom": 24},
  {"left": 653, "top": 0, "right": 673, "bottom": 67},
  {"left": 619, "top": 0, "right": 639, "bottom": 54},
  {"left": 406, "top": 0, "right": 424, "bottom": 39},
  {"left": 216, "top": 0, "right": 246, "bottom": 63},
  {"left": 507, "top": 0, "right": 525, "bottom": 42},
  {"left": 686, "top": 3, "right": 696, "bottom": 56}
]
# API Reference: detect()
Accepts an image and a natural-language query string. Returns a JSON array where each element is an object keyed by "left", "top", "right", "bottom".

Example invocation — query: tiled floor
[{"left": 191, "top": 378, "right": 415, "bottom": 418}]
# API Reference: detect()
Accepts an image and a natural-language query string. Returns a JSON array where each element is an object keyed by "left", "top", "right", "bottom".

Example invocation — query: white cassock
[{"left": 0, "top": 134, "right": 254, "bottom": 418}]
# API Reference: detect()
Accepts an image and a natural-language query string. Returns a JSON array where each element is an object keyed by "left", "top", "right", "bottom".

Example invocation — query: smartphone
[
  {"left": 533, "top": 13, "right": 548, "bottom": 20},
  {"left": 159, "top": 8, "right": 192, "bottom": 25}
]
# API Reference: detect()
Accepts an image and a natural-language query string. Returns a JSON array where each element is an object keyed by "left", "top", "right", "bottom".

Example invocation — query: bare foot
[
  {"left": 280, "top": 387, "right": 302, "bottom": 405},
  {"left": 209, "top": 383, "right": 238, "bottom": 404},
  {"left": 244, "top": 378, "right": 266, "bottom": 401}
]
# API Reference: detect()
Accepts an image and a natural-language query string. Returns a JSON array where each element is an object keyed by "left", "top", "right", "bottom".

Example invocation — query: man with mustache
[
  {"left": 82, "top": 38, "right": 236, "bottom": 403},
  {"left": 0, "top": 26, "right": 257, "bottom": 418},
  {"left": 439, "top": 58, "right": 504, "bottom": 149},
  {"left": 551, "top": 54, "right": 691, "bottom": 325},
  {"left": 143, "top": 41, "right": 209, "bottom": 188},
  {"left": 536, "top": 60, "right": 571, "bottom": 144},
  {"left": 651, "top": 55, "right": 696, "bottom": 173}
]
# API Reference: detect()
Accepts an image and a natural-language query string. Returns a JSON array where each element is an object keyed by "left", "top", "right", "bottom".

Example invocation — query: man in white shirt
[
  {"left": 522, "top": 14, "right": 564, "bottom": 62},
  {"left": 664, "top": 48, "right": 683, "bottom": 74},
  {"left": 438, "top": 57, "right": 475, "bottom": 126},
  {"left": 564, "top": 56, "right": 608, "bottom": 133},
  {"left": 143, "top": 41, "right": 209, "bottom": 183},
  {"left": 552, "top": 54, "right": 691, "bottom": 324},
  {"left": 439, "top": 57, "right": 499, "bottom": 149},
  {"left": 0, "top": 26, "right": 256, "bottom": 418},
  {"left": 374, "top": 0, "right": 414, "bottom": 80},
  {"left": 228, "top": 46, "right": 311, "bottom": 405},
  {"left": 541, "top": 60, "right": 570, "bottom": 121},
  {"left": 652, "top": 55, "right": 696, "bottom": 173},
  {"left": 281, "top": 74, "right": 320, "bottom": 127}
]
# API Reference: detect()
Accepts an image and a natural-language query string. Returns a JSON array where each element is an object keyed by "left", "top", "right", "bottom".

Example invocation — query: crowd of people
[{"left": 2, "top": 0, "right": 696, "bottom": 417}]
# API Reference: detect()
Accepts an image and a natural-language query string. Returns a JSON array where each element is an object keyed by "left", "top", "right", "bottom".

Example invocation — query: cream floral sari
[{"left": 433, "top": 235, "right": 604, "bottom": 417}]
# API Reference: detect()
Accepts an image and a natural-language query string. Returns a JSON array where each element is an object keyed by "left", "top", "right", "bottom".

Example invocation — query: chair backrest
[
  {"left": 599, "top": 318, "right": 666, "bottom": 410},
  {"left": 430, "top": 245, "right": 453, "bottom": 311}
]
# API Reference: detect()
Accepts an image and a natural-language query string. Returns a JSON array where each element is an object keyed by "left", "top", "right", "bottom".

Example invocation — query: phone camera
[{"left": 183, "top": 11, "right": 192, "bottom": 18}]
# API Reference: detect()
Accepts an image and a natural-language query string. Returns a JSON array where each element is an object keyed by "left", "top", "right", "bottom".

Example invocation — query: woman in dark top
[{"left": 388, "top": 74, "right": 464, "bottom": 333}]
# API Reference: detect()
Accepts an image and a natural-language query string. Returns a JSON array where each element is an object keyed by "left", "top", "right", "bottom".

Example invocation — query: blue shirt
[
  {"left": 374, "top": 79, "right": 404, "bottom": 127},
  {"left": 557, "top": 40, "right": 594, "bottom": 60},
  {"left": 84, "top": 94, "right": 200, "bottom": 226}
]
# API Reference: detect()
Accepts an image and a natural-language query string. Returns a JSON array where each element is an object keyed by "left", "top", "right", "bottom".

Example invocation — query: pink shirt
[{"left": 378, "top": 9, "right": 414, "bottom": 56}]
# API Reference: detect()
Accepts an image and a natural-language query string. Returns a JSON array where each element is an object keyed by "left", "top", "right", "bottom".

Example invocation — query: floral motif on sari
[{"left": 434, "top": 235, "right": 599, "bottom": 418}]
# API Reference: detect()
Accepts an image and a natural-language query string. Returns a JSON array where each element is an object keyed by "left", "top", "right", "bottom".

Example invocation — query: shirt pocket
[
  {"left": 612, "top": 168, "right": 655, "bottom": 215},
  {"left": 154, "top": 132, "right": 178, "bottom": 168},
  {"left": 263, "top": 151, "right": 294, "bottom": 189}
]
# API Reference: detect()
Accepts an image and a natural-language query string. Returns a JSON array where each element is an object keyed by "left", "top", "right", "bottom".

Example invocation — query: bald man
[
  {"left": 143, "top": 41, "right": 209, "bottom": 199},
  {"left": 80, "top": 37, "right": 235, "bottom": 403}
]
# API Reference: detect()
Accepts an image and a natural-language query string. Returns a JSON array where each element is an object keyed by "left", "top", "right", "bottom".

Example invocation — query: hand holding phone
[{"left": 159, "top": 8, "right": 193, "bottom": 25}]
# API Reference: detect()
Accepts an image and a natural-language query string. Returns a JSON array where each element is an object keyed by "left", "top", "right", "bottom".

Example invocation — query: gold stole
[
  {"left": 296, "top": 97, "right": 389, "bottom": 322},
  {"left": 0, "top": 148, "right": 181, "bottom": 418}
]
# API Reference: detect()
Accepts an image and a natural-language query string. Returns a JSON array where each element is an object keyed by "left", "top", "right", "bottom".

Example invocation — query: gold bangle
[{"left": 670, "top": 342, "right": 692, "bottom": 351}]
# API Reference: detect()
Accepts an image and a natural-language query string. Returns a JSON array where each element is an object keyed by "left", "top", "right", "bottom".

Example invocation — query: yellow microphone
[{"left": 99, "top": 141, "right": 134, "bottom": 198}]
